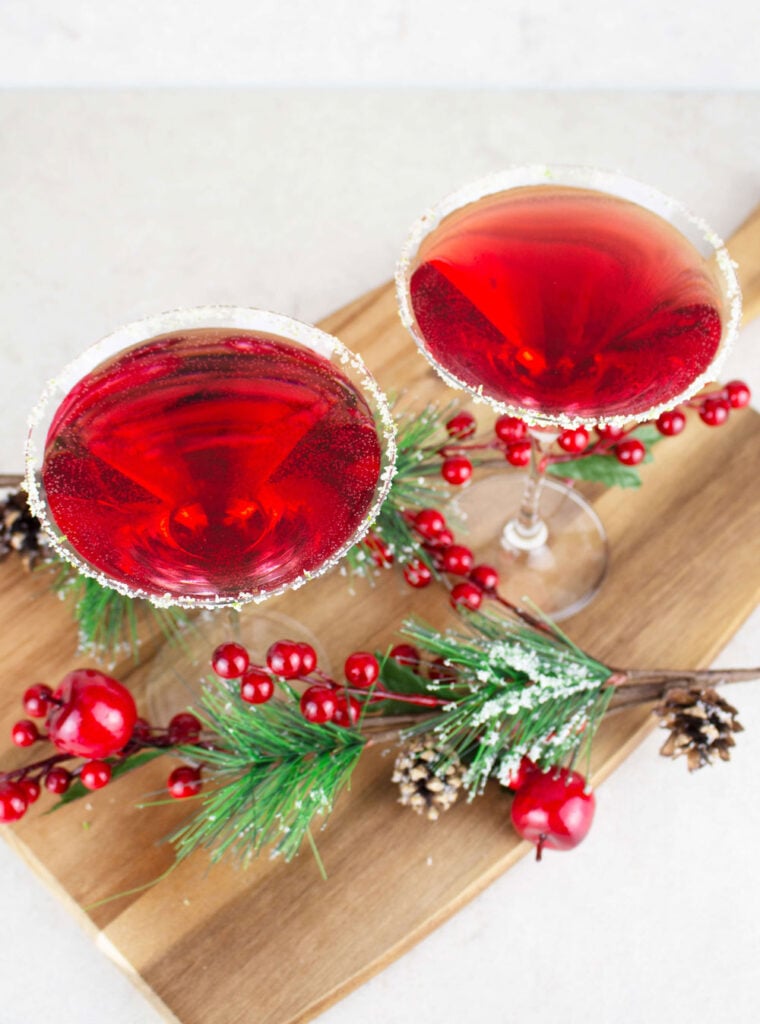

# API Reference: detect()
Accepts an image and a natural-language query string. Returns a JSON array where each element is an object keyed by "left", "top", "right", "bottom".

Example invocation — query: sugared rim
[
  {"left": 395, "top": 164, "right": 743, "bottom": 430},
  {"left": 25, "top": 304, "right": 397, "bottom": 609}
]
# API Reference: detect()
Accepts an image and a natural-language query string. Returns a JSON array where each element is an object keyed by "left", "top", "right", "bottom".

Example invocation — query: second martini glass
[
  {"left": 396, "top": 165, "right": 741, "bottom": 618},
  {"left": 25, "top": 305, "right": 396, "bottom": 711}
]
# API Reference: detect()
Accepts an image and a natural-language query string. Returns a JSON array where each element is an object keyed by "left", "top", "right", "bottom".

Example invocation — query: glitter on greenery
[{"left": 395, "top": 608, "right": 614, "bottom": 794}]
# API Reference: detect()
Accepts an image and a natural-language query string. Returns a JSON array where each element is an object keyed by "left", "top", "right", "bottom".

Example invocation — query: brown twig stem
[{"left": 607, "top": 666, "right": 760, "bottom": 709}]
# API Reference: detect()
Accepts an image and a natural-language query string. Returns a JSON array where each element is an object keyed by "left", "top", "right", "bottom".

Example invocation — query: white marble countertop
[{"left": 1, "top": 90, "right": 759, "bottom": 1024}]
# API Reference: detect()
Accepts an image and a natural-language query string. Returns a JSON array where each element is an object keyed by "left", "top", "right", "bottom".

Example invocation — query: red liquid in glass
[
  {"left": 409, "top": 186, "right": 724, "bottom": 419},
  {"left": 42, "top": 329, "right": 382, "bottom": 601}
]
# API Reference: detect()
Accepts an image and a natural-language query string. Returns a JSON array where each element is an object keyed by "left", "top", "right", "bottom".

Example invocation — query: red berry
[
  {"left": 495, "top": 416, "right": 528, "bottom": 443},
  {"left": 131, "top": 717, "right": 152, "bottom": 742},
  {"left": 240, "top": 668, "right": 275, "bottom": 704},
  {"left": 502, "top": 757, "right": 537, "bottom": 791},
  {"left": 80, "top": 760, "right": 112, "bottom": 791},
  {"left": 470, "top": 564, "right": 499, "bottom": 591},
  {"left": 390, "top": 644, "right": 421, "bottom": 670},
  {"left": 22, "top": 683, "right": 53, "bottom": 718},
  {"left": 266, "top": 639, "right": 305, "bottom": 679},
  {"left": 557, "top": 426, "right": 590, "bottom": 453},
  {"left": 699, "top": 397, "right": 730, "bottom": 426},
  {"left": 505, "top": 440, "right": 532, "bottom": 467},
  {"left": 11, "top": 720, "right": 39, "bottom": 747},
  {"left": 333, "top": 696, "right": 361, "bottom": 728},
  {"left": 168, "top": 766, "right": 202, "bottom": 799},
  {"left": 403, "top": 559, "right": 433, "bottom": 589},
  {"left": 425, "top": 527, "right": 454, "bottom": 550},
  {"left": 445, "top": 411, "right": 477, "bottom": 439},
  {"left": 0, "top": 782, "right": 28, "bottom": 822},
  {"left": 44, "top": 767, "right": 72, "bottom": 795},
  {"left": 596, "top": 423, "right": 625, "bottom": 440},
  {"left": 344, "top": 652, "right": 380, "bottom": 688},
  {"left": 656, "top": 408, "right": 686, "bottom": 436},
  {"left": 365, "top": 533, "right": 394, "bottom": 567},
  {"left": 615, "top": 438, "right": 646, "bottom": 465},
  {"left": 211, "top": 642, "right": 250, "bottom": 679},
  {"left": 46, "top": 669, "right": 136, "bottom": 759},
  {"left": 510, "top": 767, "right": 595, "bottom": 859},
  {"left": 19, "top": 779, "right": 40, "bottom": 804},
  {"left": 725, "top": 379, "right": 751, "bottom": 409},
  {"left": 168, "top": 712, "right": 202, "bottom": 745},
  {"left": 441, "top": 544, "right": 474, "bottom": 576},
  {"left": 296, "top": 643, "right": 317, "bottom": 675},
  {"left": 413, "top": 508, "right": 447, "bottom": 540},
  {"left": 450, "top": 582, "right": 483, "bottom": 611},
  {"left": 441, "top": 456, "right": 473, "bottom": 486},
  {"left": 300, "top": 686, "right": 338, "bottom": 724}
]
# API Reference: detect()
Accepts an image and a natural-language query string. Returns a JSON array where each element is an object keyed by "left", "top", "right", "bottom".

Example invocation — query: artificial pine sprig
[
  {"left": 345, "top": 402, "right": 489, "bottom": 581},
  {"left": 394, "top": 609, "right": 614, "bottom": 793},
  {"left": 3, "top": 625, "right": 759, "bottom": 872},
  {"left": 168, "top": 678, "right": 366, "bottom": 866},
  {"left": 52, "top": 567, "right": 187, "bottom": 661}
]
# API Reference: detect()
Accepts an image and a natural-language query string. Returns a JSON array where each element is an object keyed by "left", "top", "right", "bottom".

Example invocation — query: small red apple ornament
[
  {"left": 46, "top": 669, "right": 137, "bottom": 759},
  {"left": 510, "top": 766, "right": 595, "bottom": 859}
]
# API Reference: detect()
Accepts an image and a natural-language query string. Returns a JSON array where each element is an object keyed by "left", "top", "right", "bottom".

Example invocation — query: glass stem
[{"left": 501, "top": 433, "right": 550, "bottom": 551}]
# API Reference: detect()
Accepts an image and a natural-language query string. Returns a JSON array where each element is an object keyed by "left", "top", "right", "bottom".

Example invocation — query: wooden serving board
[{"left": 3, "top": 217, "right": 760, "bottom": 1023}]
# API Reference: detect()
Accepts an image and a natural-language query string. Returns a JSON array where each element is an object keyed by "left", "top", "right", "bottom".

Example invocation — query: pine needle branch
[
  {"left": 52, "top": 562, "right": 187, "bottom": 661},
  {"left": 169, "top": 679, "right": 367, "bottom": 866},
  {"left": 395, "top": 608, "right": 614, "bottom": 794}
]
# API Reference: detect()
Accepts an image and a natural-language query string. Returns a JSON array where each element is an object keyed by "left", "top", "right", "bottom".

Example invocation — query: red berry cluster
[
  {"left": 0, "top": 667, "right": 213, "bottom": 820},
  {"left": 366, "top": 384, "right": 752, "bottom": 588},
  {"left": 209, "top": 639, "right": 451, "bottom": 732},
  {"left": 1, "top": 670, "right": 139, "bottom": 822},
  {"left": 402, "top": 506, "right": 500, "bottom": 611},
  {"left": 437, "top": 381, "right": 752, "bottom": 481},
  {"left": 504, "top": 758, "right": 596, "bottom": 859}
]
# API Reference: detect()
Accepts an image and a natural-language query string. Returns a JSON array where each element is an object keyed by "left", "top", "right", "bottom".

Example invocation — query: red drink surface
[
  {"left": 409, "top": 186, "right": 724, "bottom": 419},
  {"left": 42, "top": 329, "right": 382, "bottom": 601}
]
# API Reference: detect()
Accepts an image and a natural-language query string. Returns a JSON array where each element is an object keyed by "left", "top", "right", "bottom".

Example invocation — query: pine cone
[
  {"left": 0, "top": 490, "right": 49, "bottom": 570},
  {"left": 391, "top": 734, "right": 463, "bottom": 820},
  {"left": 655, "top": 687, "right": 743, "bottom": 771}
]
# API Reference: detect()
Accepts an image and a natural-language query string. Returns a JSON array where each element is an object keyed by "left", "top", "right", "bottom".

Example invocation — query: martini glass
[
  {"left": 396, "top": 165, "right": 741, "bottom": 618},
  {"left": 25, "top": 305, "right": 396, "bottom": 712}
]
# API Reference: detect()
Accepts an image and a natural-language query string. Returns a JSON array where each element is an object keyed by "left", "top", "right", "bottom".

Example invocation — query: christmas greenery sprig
[
  {"left": 5, "top": 615, "right": 757, "bottom": 872},
  {"left": 346, "top": 378, "right": 752, "bottom": 587},
  {"left": 166, "top": 679, "right": 366, "bottom": 868},
  {"left": 395, "top": 610, "right": 615, "bottom": 794},
  {"left": 52, "top": 570, "right": 188, "bottom": 661}
]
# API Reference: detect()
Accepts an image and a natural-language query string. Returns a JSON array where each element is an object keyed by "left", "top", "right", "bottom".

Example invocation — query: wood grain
[{"left": 2, "top": 206, "right": 760, "bottom": 1024}]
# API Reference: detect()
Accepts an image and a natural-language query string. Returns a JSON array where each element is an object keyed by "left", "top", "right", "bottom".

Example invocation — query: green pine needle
[
  {"left": 169, "top": 679, "right": 367, "bottom": 867},
  {"left": 53, "top": 565, "right": 187, "bottom": 661},
  {"left": 397, "top": 609, "right": 614, "bottom": 794}
]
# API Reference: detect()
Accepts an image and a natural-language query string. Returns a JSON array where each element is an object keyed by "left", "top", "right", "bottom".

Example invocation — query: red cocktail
[{"left": 27, "top": 308, "right": 396, "bottom": 608}]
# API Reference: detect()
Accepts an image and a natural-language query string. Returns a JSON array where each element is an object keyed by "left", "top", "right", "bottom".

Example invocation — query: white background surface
[{"left": 1, "top": 6, "right": 760, "bottom": 1024}]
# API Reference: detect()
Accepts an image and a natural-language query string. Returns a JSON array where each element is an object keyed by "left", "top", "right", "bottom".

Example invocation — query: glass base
[
  {"left": 146, "top": 607, "right": 328, "bottom": 723},
  {"left": 450, "top": 474, "right": 609, "bottom": 621}
]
